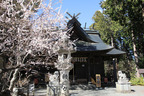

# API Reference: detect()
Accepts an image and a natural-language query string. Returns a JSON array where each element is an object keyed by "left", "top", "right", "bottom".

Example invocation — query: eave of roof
[
  {"left": 106, "top": 48, "right": 126, "bottom": 55},
  {"left": 75, "top": 40, "right": 113, "bottom": 51}
]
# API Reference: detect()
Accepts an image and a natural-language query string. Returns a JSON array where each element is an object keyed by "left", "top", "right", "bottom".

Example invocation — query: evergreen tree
[
  {"left": 90, "top": 11, "right": 123, "bottom": 49},
  {"left": 101, "top": 0, "right": 144, "bottom": 69}
]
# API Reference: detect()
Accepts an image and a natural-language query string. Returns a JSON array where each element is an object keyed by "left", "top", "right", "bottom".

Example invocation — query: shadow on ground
[{"left": 70, "top": 84, "right": 110, "bottom": 90}]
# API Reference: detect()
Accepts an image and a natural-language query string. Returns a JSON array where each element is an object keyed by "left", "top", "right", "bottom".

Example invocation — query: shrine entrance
[
  {"left": 70, "top": 53, "right": 105, "bottom": 84},
  {"left": 74, "top": 62, "right": 88, "bottom": 83}
]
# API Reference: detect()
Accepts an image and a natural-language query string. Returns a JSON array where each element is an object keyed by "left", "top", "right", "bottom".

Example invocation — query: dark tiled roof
[
  {"left": 106, "top": 48, "right": 126, "bottom": 55},
  {"left": 76, "top": 40, "right": 113, "bottom": 51},
  {"left": 67, "top": 17, "right": 125, "bottom": 55}
]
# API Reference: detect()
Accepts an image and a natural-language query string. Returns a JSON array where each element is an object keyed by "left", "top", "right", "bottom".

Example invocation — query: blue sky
[{"left": 61, "top": 0, "right": 103, "bottom": 28}]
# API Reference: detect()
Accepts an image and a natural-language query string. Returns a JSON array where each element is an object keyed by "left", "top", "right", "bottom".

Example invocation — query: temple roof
[
  {"left": 67, "top": 17, "right": 98, "bottom": 43},
  {"left": 67, "top": 17, "right": 125, "bottom": 56}
]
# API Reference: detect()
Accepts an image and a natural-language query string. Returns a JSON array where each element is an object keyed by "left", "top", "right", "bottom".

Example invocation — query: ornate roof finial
[{"left": 66, "top": 12, "right": 81, "bottom": 19}]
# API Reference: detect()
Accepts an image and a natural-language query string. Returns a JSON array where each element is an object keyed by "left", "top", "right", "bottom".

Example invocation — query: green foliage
[
  {"left": 130, "top": 77, "right": 144, "bottom": 86},
  {"left": 101, "top": 0, "right": 144, "bottom": 55},
  {"left": 118, "top": 56, "right": 136, "bottom": 78},
  {"left": 90, "top": 11, "right": 123, "bottom": 48},
  {"left": 138, "top": 57, "right": 144, "bottom": 68},
  {"left": 100, "top": 0, "right": 144, "bottom": 70}
]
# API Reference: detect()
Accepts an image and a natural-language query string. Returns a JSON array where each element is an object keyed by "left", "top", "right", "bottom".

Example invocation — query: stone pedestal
[
  {"left": 116, "top": 82, "right": 131, "bottom": 93},
  {"left": 12, "top": 88, "right": 18, "bottom": 96},
  {"left": 12, "top": 87, "right": 25, "bottom": 96},
  {"left": 47, "top": 71, "right": 60, "bottom": 96},
  {"left": 47, "top": 84, "right": 55, "bottom": 96},
  {"left": 59, "top": 70, "right": 70, "bottom": 96},
  {"left": 116, "top": 71, "right": 131, "bottom": 93}
]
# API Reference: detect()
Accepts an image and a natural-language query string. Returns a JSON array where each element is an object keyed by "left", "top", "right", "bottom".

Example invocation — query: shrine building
[{"left": 67, "top": 16, "right": 125, "bottom": 85}]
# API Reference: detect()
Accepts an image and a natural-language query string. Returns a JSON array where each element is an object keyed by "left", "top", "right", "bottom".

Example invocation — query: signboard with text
[{"left": 96, "top": 74, "right": 101, "bottom": 87}]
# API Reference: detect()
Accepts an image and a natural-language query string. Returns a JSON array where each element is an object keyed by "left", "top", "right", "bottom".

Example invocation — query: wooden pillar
[
  {"left": 88, "top": 57, "right": 91, "bottom": 83},
  {"left": 113, "top": 58, "right": 117, "bottom": 85}
]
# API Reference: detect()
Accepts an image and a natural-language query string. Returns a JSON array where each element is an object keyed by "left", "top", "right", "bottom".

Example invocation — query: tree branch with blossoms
[{"left": 0, "top": 0, "right": 74, "bottom": 93}]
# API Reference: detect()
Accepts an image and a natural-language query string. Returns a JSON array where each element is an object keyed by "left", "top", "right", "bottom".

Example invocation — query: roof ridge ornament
[{"left": 66, "top": 12, "right": 81, "bottom": 19}]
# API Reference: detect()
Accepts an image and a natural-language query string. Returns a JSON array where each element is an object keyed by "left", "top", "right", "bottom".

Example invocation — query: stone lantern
[{"left": 54, "top": 32, "right": 76, "bottom": 96}]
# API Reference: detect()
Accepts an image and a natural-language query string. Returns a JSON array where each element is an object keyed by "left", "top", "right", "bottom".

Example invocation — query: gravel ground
[
  {"left": 70, "top": 86, "right": 144, "bottom": 96},
  {"left": 29, "top": 85, "right": 144, "bottom": 96}
]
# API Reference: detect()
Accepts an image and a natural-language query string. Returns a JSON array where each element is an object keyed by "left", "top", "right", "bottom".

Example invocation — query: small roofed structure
[
  {"left": 138, "top": 69, "right": 144, "bottom": 77},
  {"left": 67, "top": 16, "right": 125, "bottom": 85}
]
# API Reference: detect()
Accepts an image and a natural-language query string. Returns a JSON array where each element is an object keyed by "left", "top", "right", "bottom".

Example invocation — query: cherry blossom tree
[{"left": 0, "top": 0, "right": 73, "bottom": 93}]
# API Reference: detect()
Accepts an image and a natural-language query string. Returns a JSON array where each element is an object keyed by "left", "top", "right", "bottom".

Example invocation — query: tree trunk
[
  {"left": 9, "top": 68, "right": 19, "bottom": 91},
  {"left": 9, "top": 48, "right": 21, "bottom": 92},
  {"left": 111, "top": 35, "right": 114, "bottom": 47},
  {"left": 132, "top": 31, "right": 140, "bottom": 77}
]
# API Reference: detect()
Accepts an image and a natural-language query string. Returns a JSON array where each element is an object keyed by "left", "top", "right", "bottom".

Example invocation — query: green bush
[{"left": 130, "top": 77, "right": 144, "bottom": 86}]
